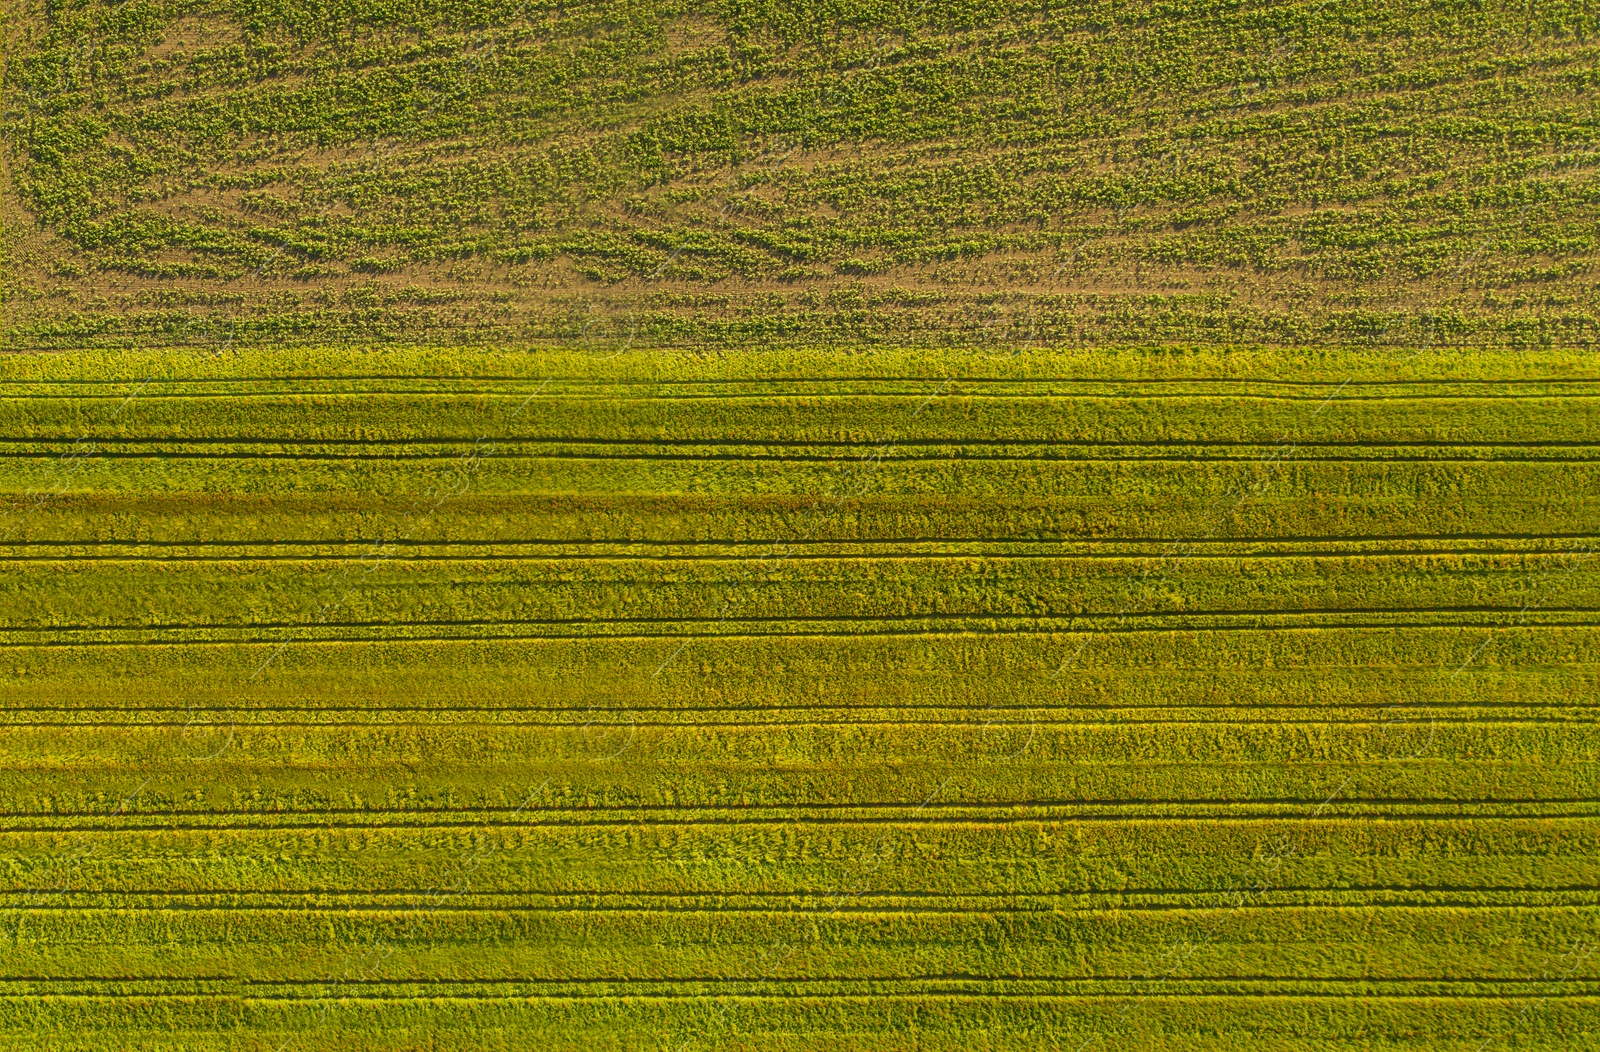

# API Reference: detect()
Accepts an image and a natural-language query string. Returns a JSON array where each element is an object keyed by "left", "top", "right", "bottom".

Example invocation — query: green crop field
[
  {"left": 3, "top": 0, "right": 1599, "bottom": 349},
  {"left": 4, "top": 0, "right": 1600, "bottom": 1049}
]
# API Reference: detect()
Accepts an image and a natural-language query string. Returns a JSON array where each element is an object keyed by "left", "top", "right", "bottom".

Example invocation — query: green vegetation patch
[{"left": 3, "top": 1, "right": 1599, "bottom": 348}]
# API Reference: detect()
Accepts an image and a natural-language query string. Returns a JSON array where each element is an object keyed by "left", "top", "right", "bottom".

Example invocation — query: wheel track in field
[
  {"left": 5, "top": 609, "right": 1598, "bottom": 648},
  {"left": 10, "top": 884, "right": 1600, "bottom": 900},
  {"left": 3, "top": 972, "right": 1600, "bottom": 984},
  {"left": 2, "top": 715, "right": 1594, "bottom": 728},
  {"left": 9, "top": 373, "right": 1600, "bottom": 384},
  {"left": 11, "top": 605, "right": 1600, "bottom": 630},
  {"left": 5, "top": 535, "right": 1599, "bottom": 561},
  {"left": 13, "top": 795, "right": 1600, "bottom": 816},
  {"left": 2, "top": 986, "right": 1589, "bottom": 1002},
  {"left": 5, "top": 383, "right": 1600, "bottom": 403},
  {"left": 12, "top": 437, "right": 1600, "bottom": 449},
  {"left": 11, "top": 809, "right": 1600, "bottom": 832},
  {"left": 8, "top": 446, "right": 1600, "bottom": 464},
  {"left": 5, "top": 374, "right": 1600, "bottom": 391},
  {"left": 6, "top": 531, "right": 1596, "bottom": 545}
]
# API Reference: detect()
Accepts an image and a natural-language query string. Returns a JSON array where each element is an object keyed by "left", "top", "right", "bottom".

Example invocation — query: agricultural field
[
  {"left": 2, "top": 0, "right": 1600, "bottom": 349},
  {"left": 5, "top": 0, "right": 1600, "bottom": 1047},
  {"left": 0, "top": 345, "right": 1597, "bottom": 1049}
]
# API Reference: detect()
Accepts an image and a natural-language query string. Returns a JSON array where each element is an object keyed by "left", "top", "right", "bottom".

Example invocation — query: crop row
[
  {"left": 0, "top": 713, "right": 1595, "bottom": 801},
  {"left": 0, "top": 548, "right": 1595, "bottom": 625},
  {"left": 3, "top": 620, "right": 1595, "bottom": 694},
  {"left": 0, "top": 992, "right": 1591, "bottom": 1050},
  {"left": 0, "top": 901, "right": 1596, "bottom": 973},
  {"left": 5, "top": 813, "right": 1600, "bottom": 888},
  {"left": 1, "top": 345, "right": 1592, "bottom": 382},
  {"left": 5, "top": 385, "right": 1600, "bottom": 443},
  {"left": 8, "top": 490, "right": 1600, "bottom": 550}
]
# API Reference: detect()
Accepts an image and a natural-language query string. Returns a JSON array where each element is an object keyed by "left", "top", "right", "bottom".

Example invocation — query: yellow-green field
[{"left": 0, "top": 346, "right": 1596, "bottom": 1049}]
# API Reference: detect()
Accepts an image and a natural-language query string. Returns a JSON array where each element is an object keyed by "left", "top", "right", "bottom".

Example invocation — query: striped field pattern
[{"left": 1, "top": 346, "right": 1597, "bottom": 1049}]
